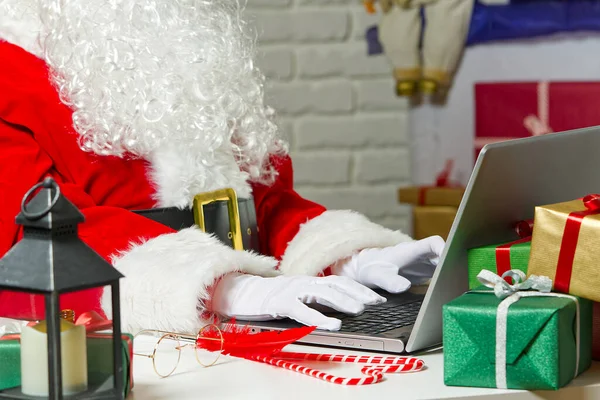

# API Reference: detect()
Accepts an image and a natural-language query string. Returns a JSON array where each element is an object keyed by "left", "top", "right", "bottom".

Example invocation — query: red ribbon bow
[
  {"left": 435, "top": 159, "right": 454, "bottom": 187},
  {"left": 418, "top": 159, "right": 458, "bottom": 205},
  {"left": 583, "top": 194, "right": 600, "bottom": 211},
  {"left": 514, "top": 219, "right": 534, "bottom": 239},
  {"left": 1, "top": 311, "right": 112, "bottom": 341},
  {"left": 555, "top": 194, "right": 600, "bottom": 293},
  {"left": 74, "top": 311, "right": 114, "bottom": 332}
]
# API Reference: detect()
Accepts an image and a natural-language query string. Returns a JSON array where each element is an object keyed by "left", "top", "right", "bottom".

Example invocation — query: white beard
[{"left": 33, "top": 0, "right": 286, "bottom": 188}]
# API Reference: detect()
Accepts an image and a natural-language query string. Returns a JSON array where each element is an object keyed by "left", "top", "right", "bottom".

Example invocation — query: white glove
[
  {"left": 211, "top": 273, "right": 386, "bottom": 331},
  {"left": 331, "top": 235, "right": 445, "bottom": 294}
]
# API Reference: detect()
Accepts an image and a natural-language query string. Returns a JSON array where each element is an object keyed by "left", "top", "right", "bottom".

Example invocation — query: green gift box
[
  {"left": 0, "top": 340, "right": 20, "bottom": 391},
  {"left": 87, "top": 333, "right": 134, "bottom": 397},
  {"left": 0, "top": 333, "right": 133, "bottom": 397},
  {"left": 468, "top": 239, "right": 531, "bottom": 289},
  {"left": 443, "top": 287, "right": 592, "bottom": 390}
]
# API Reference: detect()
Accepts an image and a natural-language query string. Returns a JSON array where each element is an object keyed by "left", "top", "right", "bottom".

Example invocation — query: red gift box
[{"left": 474, "top": 81, "right": 600, "bottom": 161}]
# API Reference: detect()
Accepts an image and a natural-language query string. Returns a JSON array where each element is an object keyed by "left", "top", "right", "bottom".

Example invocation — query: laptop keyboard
[{"left": 338, "top": 299, "right": 422, "bottom": 335}]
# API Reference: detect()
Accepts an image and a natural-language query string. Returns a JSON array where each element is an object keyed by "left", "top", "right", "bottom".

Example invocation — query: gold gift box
[
  {"left": 527, "top": 198, "right": 600, "bottom": 302},
  {"left": 413, "top": 206, "right": 457, "bottom": 240},
  {"left": 398, "top": 186, "right": 464, "bottom": 207},
  {"left": 398, "top": 186, "right": 463, "bottom": 240}
]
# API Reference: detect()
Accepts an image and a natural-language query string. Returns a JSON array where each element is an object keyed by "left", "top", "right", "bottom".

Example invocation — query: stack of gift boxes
[
  {"left": 443, "top": 194, "right": 600, "bottom": 390},
  {"left": 398, "top": 161, "right": 465, "bottom": 240},
  {"left": 442, "top": 79, "right": 600, "bottom": 391}
]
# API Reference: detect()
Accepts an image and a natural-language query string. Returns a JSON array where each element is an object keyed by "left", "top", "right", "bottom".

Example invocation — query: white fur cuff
[
  {"left": 278, "top": 210, "right": 413, "bottom": 277},
  {"left": 100, "top": 227, "right": 278, "bottom": 334}
]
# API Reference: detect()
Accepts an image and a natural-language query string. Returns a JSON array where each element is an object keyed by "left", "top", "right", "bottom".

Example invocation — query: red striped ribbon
[
  {"left": 495, "top": 219, "right": 534, "bottom": 276},
  {"left": 417, "top": 186, "right": 428, "bottom": 205},
  {"left": 495, "top": 237, "right": 531, "bottom": 276},
  {"left": 418, "top": 186, "right": 434, "bottom": 205},
  {"left": 554, "top": 194, "right": 600, "bottom": 293}
]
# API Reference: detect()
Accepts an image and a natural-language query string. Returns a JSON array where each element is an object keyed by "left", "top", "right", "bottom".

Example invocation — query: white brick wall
[{"left": 245, "top": 2, "right": 412, "bottom": 233}]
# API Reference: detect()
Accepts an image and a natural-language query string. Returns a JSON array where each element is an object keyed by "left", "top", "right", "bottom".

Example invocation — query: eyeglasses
[{"left": 133, "top": 324, "right": 224, "bottom": 378}]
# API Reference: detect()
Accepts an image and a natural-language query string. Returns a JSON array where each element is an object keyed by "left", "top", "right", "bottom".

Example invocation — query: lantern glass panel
[
  {"left": 0, "top": 290, "right": 56, "bottom": 399},
  {"left": 80, "top": 285, "right": 118, "bottom": 397}
]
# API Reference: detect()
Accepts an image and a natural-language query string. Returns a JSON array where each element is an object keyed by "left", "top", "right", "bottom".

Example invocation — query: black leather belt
[{"left": 132, "top": 196, "right": 260, "bottom": 252}]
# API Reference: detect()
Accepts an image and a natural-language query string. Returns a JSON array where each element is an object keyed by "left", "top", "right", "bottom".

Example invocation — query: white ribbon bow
[
  {"left": 477, "top": 269, "right": 553, "bottom": 299},
  {"left": 523, "top": 115, "right": 553, "bottom": 136},
  {"left": 0, "top": 317, "right": 29, "bottom": 336},
  {"left": 475, "top": 269, "right": 580, "bottom": 389}
]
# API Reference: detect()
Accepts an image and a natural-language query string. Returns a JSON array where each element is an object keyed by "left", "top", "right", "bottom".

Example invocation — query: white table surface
[{"left": 129, "top": 338, "right": 600, "bottom": 400}]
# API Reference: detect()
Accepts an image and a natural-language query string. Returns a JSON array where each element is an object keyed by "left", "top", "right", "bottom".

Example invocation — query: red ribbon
[
  {"left": 435, "top": 159, "right": 454, "bottom": 187},
  {"left": 0, "top": 311, "right": 113, "bottom": 341},
  {"left": 495, "top": 219, "right": 534, "bottom": 276},
  {"left": 555, "top": 194, "right": 600, "bottom": 293},
  {"left": 417, "top": 160, "right": 457, "bottom": 205},
  {"left": 514, "top": 219, "right": 534, "bottom": 238}
]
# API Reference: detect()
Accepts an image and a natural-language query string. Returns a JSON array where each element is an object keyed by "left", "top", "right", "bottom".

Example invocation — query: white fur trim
[
  {"left": 278, "top": 210, "right": 413, "bottom": 277},
  {"left": 100, "top": 227, "right": 278, "bottom": 334},
  {"left": 149, "top": 144, "right": 253, "bottom": 208},
  {"left": 0, "top": 0, "right": 43, "bottom": 57}
]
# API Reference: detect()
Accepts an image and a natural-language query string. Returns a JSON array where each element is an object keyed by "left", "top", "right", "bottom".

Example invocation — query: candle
[{"left": 20, "top": 319, "right": 88, "bottom": 396}]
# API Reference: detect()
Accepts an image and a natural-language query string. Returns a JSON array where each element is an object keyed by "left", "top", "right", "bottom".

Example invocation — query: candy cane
[
  {"left": 361, "top": 363, "right": 420, "bottom": 374},
  {"left": 250, "top": 355, "right": 385, "bottom": 385},
  {"left": 273, "top": 351, "right": 424, "bottom": 369},
  {"left": 246, "top": 352, "right": 424, "bottom": 385},
  {"left": 276, "top": 352, "right": 424, "bottom": 374}
]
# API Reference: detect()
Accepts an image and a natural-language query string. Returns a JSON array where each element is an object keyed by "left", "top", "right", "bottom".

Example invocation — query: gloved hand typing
[
  {"left": 211, "top": 273, "right": 386, "bottom": 331},
  {"left": 331, "top": 235, "right": 445, "bottom": 294}
]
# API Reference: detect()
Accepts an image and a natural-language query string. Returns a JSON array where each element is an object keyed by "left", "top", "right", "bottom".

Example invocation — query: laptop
[{"left": 239, "top": 125, "right": 600, "bottom": 354}]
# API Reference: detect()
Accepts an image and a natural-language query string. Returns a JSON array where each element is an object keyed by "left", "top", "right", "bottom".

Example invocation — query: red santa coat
[{"left": 0, "top": 39, "right": 411, "bottom": 333}]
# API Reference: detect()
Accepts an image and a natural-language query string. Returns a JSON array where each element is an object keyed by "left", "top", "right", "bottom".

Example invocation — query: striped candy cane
[
  {"left": 250, "top": 355, "right": 385, "bottom": 385},
  {"left": 273, "top": 351, "right": 422, "bottom": 366},
  {"left": 247, "top": 352, "right": 425, "bottom": 385}
]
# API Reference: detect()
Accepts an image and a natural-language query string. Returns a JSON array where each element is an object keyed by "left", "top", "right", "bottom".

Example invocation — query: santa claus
[{"left": 0, "top": 0, "right": 443, "bottom": 334}]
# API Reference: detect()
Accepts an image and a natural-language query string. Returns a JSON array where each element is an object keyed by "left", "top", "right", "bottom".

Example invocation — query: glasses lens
[
  {"left": 195, "top": 325, "right": 223, "bottom": 367},
  {"left": 154, "top": 334, "right": 181, "bottom": 378}
]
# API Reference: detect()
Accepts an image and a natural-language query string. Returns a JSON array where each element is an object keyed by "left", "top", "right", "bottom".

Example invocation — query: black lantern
[{"left": 0, "top": 178, "right": 125, "bottom": 399}]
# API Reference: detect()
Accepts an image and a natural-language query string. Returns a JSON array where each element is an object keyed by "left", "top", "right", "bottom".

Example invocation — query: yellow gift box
[
  {"left": 399, "top": 160, "right": 463, "bottom": 240},
  {"left": 527, "top": 195, "right": 600, "bottom": 302},
  {"left": 412, "top": 206, "right": 457, "bottom": 240},
  {"left": 398, "top": 186, "right": 465, "bottom": 207}
]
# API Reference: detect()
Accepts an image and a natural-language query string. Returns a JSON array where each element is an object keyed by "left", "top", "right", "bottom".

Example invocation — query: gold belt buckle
[{"left": 193, "top": 188, "right": 244, "bottom": 251}]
